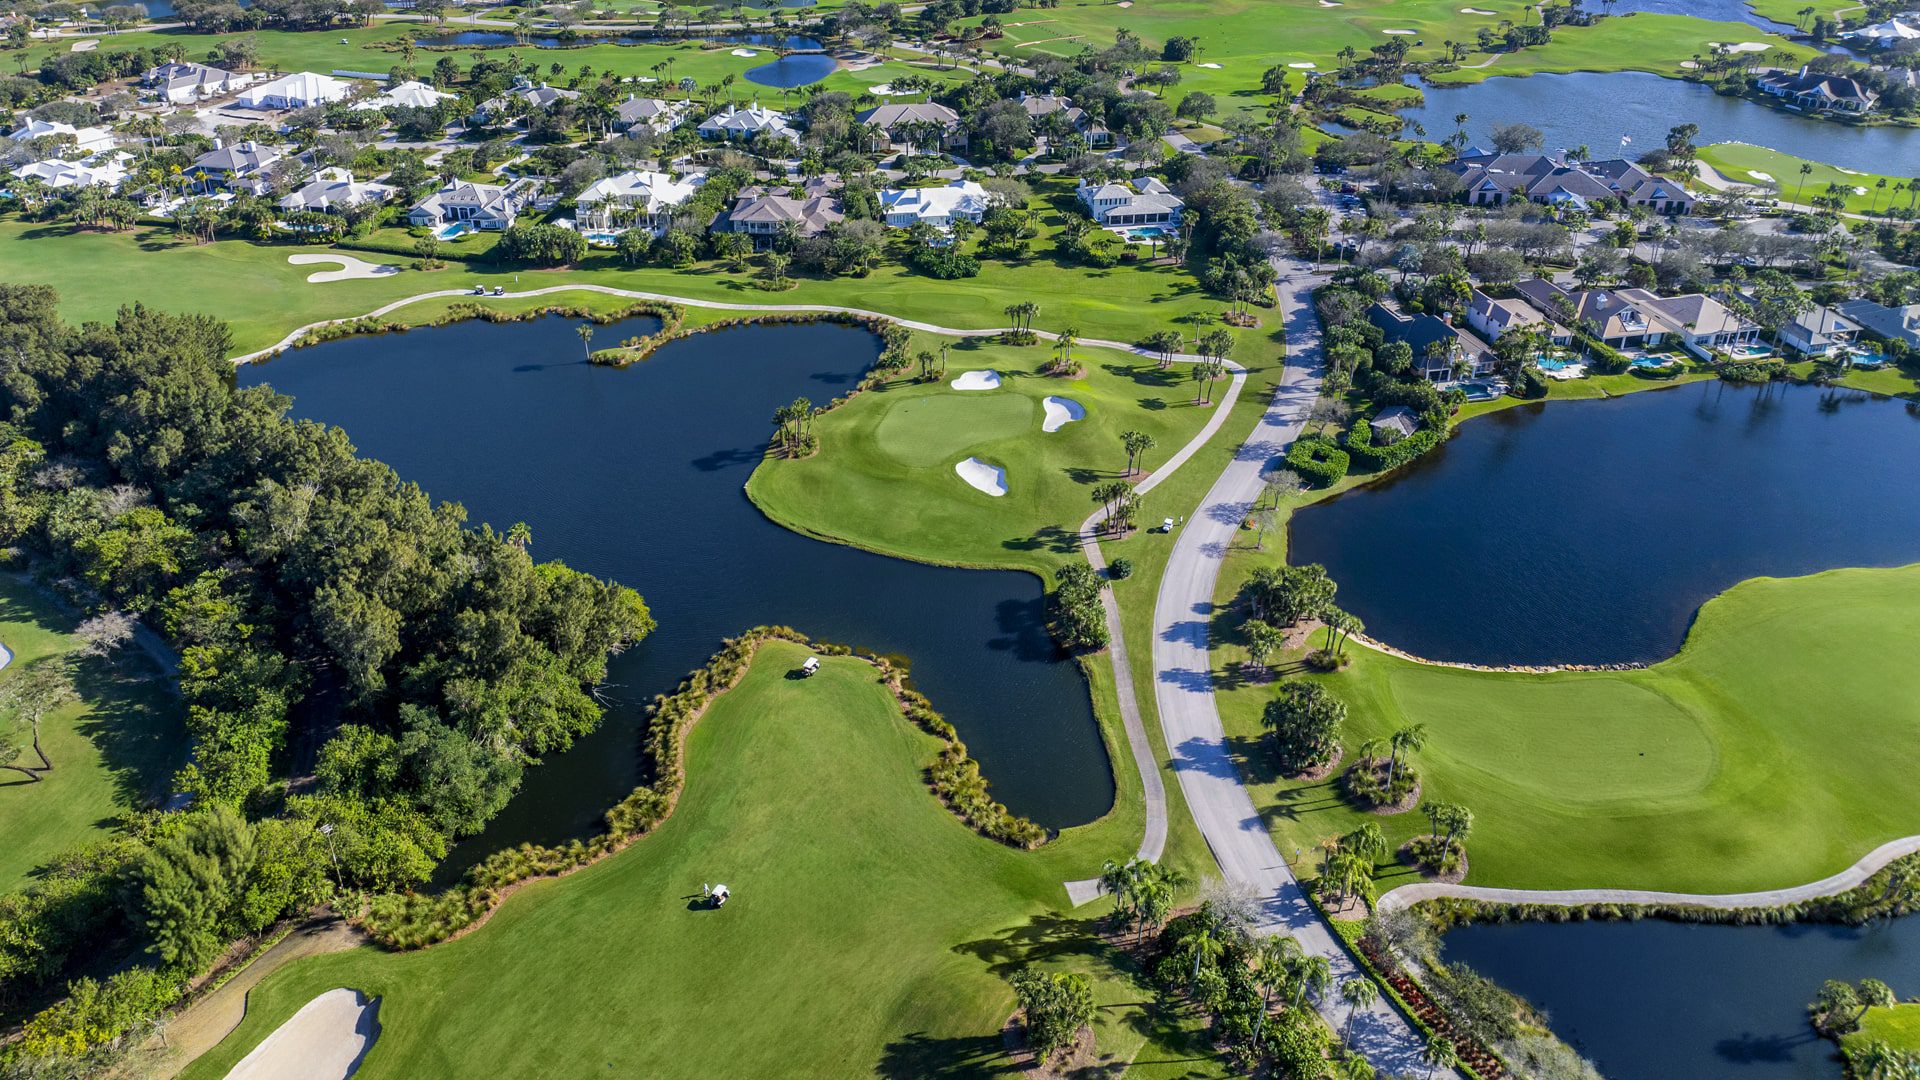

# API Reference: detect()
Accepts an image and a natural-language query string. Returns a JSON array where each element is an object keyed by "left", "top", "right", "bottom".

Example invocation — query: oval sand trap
[
  {"left": 288, "top": 254, "right": 402, "bottom": 283},
  {"left": 955, "top": 457, "right": 1008, "bottom": 497},
  {"left": 730, "top": 47, "right": 758, "bottom": 56},
  {"left": 1748, "top": 170, "right": 1775, "bottom": 182},
  {"left": 226, "top": 988, "right": 379, "bottom": 1080},
  {"left": 1288, "top": 61, "right": 1316, "bottom": 68},
  {"left": 950, "top": 369, "right": 1002, "bottom": 391},
  {"left": 1041, "top": 396, "right": 1086, "bottom": 433},
  {"left": 1383, "top": 27, "right": 1416, "bottom": 34},
  {"left": 1197, "top": 61, "right": 1222, "bottom": 68}
]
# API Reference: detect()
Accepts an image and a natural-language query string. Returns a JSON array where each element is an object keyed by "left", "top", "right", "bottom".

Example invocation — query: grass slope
[
  {"left": 749, "top": 338, "right": 1268, "bottom": 574},
  {"left": 0, "top": 577, "right": 184, "bottom": 890},
  {"left": 1849, "top": 1002, "right": 1920, "bottom": 1054},
  {"left": 1697, "top": 143, "right": 1920, "bottom": 214},
  {"left": 1214, "top": 559, "right": 1920, "bottom": 895},
  {"left": 182, "top": 641, "right": 1221, "bottom": 1079}
]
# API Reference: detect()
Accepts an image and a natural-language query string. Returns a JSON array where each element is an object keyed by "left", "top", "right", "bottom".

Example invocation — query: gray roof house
[
  {"left": 1776, "top": 305, "right": 1862, "bottom": 356},
  {"left": 277, "top": 168, "right": 394, "bottom": 213},
  {"left": 614, "top": 95, "right": 681, "bottom": 133},
  {"left": 696, "top": 103, "right": 799, "bottom": 143},
  {"left": 186, "top": 140, "right": 280, "bottom": 195},
  {"left": 854, "top": 101, "right": 963, "bottom": 149},
  {"left": 143, "top": 61, "right": 250, "bottom": 104},
  {"left": 1369, "top": 406, "right": 1422, "bottom": 441},
  {"left": 1466, "top": 290, "right": 1568, "bottom": 344},
  {"left": 1450, "top": 152, "right": 1695, "bottom": 214},
  {"left": 1833, "top": 299, "right": 1920, "bottom": 348},
  {"left": 408, "top": 180, "right": 519, "bottom": 230},
  {"left": 1367, "top": 302, "right": 1490, "bottom": 380},
  {"left": 713, "top": 188, "right": 844, "bottom": 248},
  {"left": 1756, "top": 65, "right": 1878, "bottom": 113},
  {"left": 471, "top": 81, "right": 580, "bottom": 125},
  {"left": 1017, "top": 92, "right": 1117, "bottom": 147}
]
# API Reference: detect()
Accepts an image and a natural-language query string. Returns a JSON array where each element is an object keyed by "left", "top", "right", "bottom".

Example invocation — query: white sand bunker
[
  {"left": 955, "top": 457, "right": 1008, "bottom": 497},
  {"left": 1461, "top": 6, "right": 1497, "bottom": 12},
  {"left": 950, "top": 369, "right": 1002, "bottom": 390},
  {"left": 1748, "top": 170, "right": 1775, "bottom": 182},
  {"left": 1854, "top": 185, "right": 1869, "bottom": 195},
  {"left": 288, "top": 254, "right": 402, "bottom": 283},
  {"left": 1318, "top": 1, "right": 1341, "bottom": 6},
  {"left": 1197, "top": 61, "right": 1222, "bottom": 68},
  {"left": 1383, "top": 28, "right": 1416, "bottom": 34},
  {"left": 869, "top": 82, "right": 910, "bottom": 95},
  {"left": 1837, "top": 167, "right": 1863, "bottom": 175},
  {"left": 1041, "top": 396, "right": 1086, "bottom": 432},
  {"left": 226, "top": 988, "right": 379, "bottom": 1080},
  {"left": 1715, "top": 41, "right": 1771, "bottom": 53},
  {"left": 730, "top": 47, "right": 758, "bottom": 56},
  {"left": 1289, "top": 61, "right": 1316, "bottom": 68}
]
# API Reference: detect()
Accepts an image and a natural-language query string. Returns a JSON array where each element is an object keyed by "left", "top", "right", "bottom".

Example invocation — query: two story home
[
  {"left": 1367, "top": 302, "right": 1491, "bottom": 380},
  {"left": 278, "top": 167, "right": 395, "bottom": 214},
  {"left": 574, "top": 170, "right": 706, "bottom": 234},
  {"left": 1515, "top": 279, "right": 1761, "bottom": 358},
  {"left": 143, "top": 61, "right": 252, "bottom": 104},
  {"left": 696, "top": 103, "right": 799, "bottom": 143},
  {"left": 854, "top": 102, "right": 963, "bottom": 152},
  {"left": 879, "top": 179, "right": 991, "bottom": 228},
  {"left": 1756, "top": 65, "right": 1878, "bottom": 113},
  {"left": 1466, "top": 290, "right": 1569, "bottom": 346},
  {"left": 1018, "top": 92, "right": 1117, "bottom": 147},
  {"left": 1076, "top": 176, "right": 1183, "bottom": 228},
  {"left": 1777, "top": 305, "right": 1863, "bottom": 357},
  {"left": 185, "top": 140, "right": 281, "bottom": 195},
  {"left": 712, "top": 184, "right": 845, "bottom": 249},
  {"left": 408, "top": 180, "right": 521, "bottom": 231},
  {"left": 614, "top": 95, "right": 683, "bottom": 134}
]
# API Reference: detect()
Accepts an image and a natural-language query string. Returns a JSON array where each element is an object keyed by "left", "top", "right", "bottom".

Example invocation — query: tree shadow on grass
[
  {"left": 875, "top": 1031, "right": 1009, "bottom": 1080},
  {"left": 67, "top": 652, "right": 186, "bottom": 814},
  {"left": 1103, "top": 362, "right": 1180, "bottom": 390},
  {"left": 951, "top": 911, "right": 1125, "bottom": 979},
  {"left": 1002, "top": 526, "right": 1080, "bottom": 557}
]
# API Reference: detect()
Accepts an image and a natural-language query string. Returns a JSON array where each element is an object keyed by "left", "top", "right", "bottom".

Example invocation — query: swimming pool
[
  {"left": 1631, "top": 354, "right": 1682, "bottom": 369},
  {"left": 582, "top": 230, "right": 623, "bottom": 246},
  {"left": 1536, "top": 355, "right": 1573, "bottom": 372},
  {"left": 1726, "top": 343, "right": 1774, "bottom": 360},
  {"left": 435, "top": 222, "right": 473, "bottom": 241},
  {"left": 1116, "top": 225, "right": 1170, "bottom": 241}
]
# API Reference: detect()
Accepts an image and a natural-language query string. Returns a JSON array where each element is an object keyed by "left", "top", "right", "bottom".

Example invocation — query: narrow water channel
[{"left": 241, "top": 315, "right": 1113, "bottom": 879}]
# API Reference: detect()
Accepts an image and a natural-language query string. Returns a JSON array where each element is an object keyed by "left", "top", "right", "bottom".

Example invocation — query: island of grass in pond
[
  {"left": 179, "top": 641, "right": 1187, "bottom": 1080},
  {"left": 1289, "top": 380, "right": 1920, "bottom": 666},
  {"left": 241, "top": 315, "right": 1119, "bottom": 873}
]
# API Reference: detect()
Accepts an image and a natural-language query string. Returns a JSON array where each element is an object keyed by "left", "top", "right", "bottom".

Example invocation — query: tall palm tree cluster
[
  {"left": 769, "top": 395, "right": 817, "bottom": 455},
  {"left": 1347, "top": 723, "right": 1427, "bottom": 810}
]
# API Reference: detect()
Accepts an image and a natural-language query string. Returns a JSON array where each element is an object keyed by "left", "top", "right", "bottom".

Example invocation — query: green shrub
[
  {"left": 1343, "top": 416, "right": 1442, "bottom": 472},
  {"left": 1285, "top": 437, "right": 1349, "bottom": 487},
  {"left": 1107, "top": 557, "right": 1134, "bottom": 580}
]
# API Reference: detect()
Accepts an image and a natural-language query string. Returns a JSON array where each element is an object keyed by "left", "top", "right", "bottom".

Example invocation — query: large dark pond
[
  {"left": 241, "top": 316, "right": 1111, "bottom": 878},
  {"left": 743, "top": 52, "right": 837, "bottom": 88},
  {"left": 1288, "top": 380, "right": 1920, "bottom": 665},
  {"left": 1382, "top": 71, "right": 1916, "bottom": 173},
  {"left": 1444, "top": 917, "right": 1920, "bottom": 1080},
  {"left": 1601, "top": 0, "right": 1796, "bottom": 35}
]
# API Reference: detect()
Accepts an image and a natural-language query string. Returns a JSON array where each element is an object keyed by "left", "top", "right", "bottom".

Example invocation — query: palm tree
[
  {"left": 1121, "top": 430, "right": 1155, "bottom": 476},
  {"left": 1794, "top": 161, "right": 1814, "bottom": 207},
  {"left": 1187, "top": 920, "right": 1222, "bottom": 988},
  {"left": 1386, "top": 723, "right": 1428, "bottom": 792},
  {"left": 1052, "top": 325, "right": 1078, "bottom": 371},
  {"left": 1339, "top": 976, "right": 1379, "bottom": 1048},
  {"left": 1287, "top": 952, "right": 1331, "bottom": 1009},
  {"left": 1250, "top": 936, "right": 1294, "bottom": 1045},
  {"left": 1422, "top": 1033, "right": 1459, "bottom": 1078},
  {"left": 576, "top": 323, "right": 595, "bottom": 356}
]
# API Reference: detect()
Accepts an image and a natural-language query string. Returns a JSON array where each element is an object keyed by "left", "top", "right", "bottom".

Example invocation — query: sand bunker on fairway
[
  {"left": 950, "top": 369, "right": 1002, "bottom": 391},
  {"left": 226, "top": 988, "right": 379, "bottom": 1080},
  {"left": 730, "top": 47, "right": 758, "bottom": 56},
  {"left": 1289, "top": 61, "right": 1316, "bottom": 68},
  {"left": 1383, "top": 28, "right": 1415, "bottom": 34},
  {"left": 1198, "top": 61, "right": 1222, "bottom": 68},
  {"left": 288, "top": 254, "right": 402, "bottom": 283},
  {"left": 1748, "top": 170, "right": 1775, "bottom": 182},
  {"left": 1715, "top": 41, "right": 1771, "bottom": 53},
  {"left": 1461, "top": 6, "right": 1497, "bottom": 12},
  {"left": 955, "top": 457, "right": 1008, "bottom": 497},
  {"left": 1041, "top": 396, "right": 1086, "bottom": 433}
]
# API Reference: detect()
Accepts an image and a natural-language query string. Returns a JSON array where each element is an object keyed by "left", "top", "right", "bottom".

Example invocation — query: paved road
[{"left": 1149, "top": 253, "right": 1449, "bottom": 1077}]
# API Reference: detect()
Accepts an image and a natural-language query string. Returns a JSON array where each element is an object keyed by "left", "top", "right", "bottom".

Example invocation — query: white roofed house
[
  {"left": 5, "top": 119, "right": 117, "bottom": 157},
  {"left": 239, "top": 72, "right": 354, "bottom": 110},
  {"left": 143, "top": 61, "right": 253, "bottom": 105},
  {"left": 696, "top": 103, "right": 799, "bottom": 143},
  {"left": 1466, "top": 289, "right": 1569, "bottom": 346},
  {"left": 470, "top": 80, "right": 580, "bottom": 126},
  {"left": 1776, "top": 305, "right": 1863, "bottom": 357},
  {"left": 1613, "top": 287, "right": 1762, "bottom": 359},
  {"left": 408, "top": 180, "right": 521, "bottom": 231},
  {"left": 573, "top": 170, "right": 706, "bottom": 234},
  {"left": 355, "top": 80, "right": 457, "bottom": 111},
  {"left": 278, "top": 167, "right": 395, "bottom": 214},
  {"left": 1076, "top": 176, "right": 1183, "bottom": 228},
  {"left": 879, "top": 179, "right": 990, "bottom": 228},
  {"left": 12, "top": 151, "right": 130, "bottom": 191}
]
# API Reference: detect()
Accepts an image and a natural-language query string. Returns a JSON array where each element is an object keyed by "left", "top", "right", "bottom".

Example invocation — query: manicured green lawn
[
  {"left": 1784, "top": 360, "right": 1920, "bottom": 399},
  {"left": 1213, "top": 553, "right": 1920, "bottom": 894},
  {"left": 748, "top": 337, "right": 1269, "bottom": 575},
  {"left": 181, "top": 640, "right": 1221, "bottom": 1079},
  {"left": 0, "top": 577, "right": 185, "bottom": 891},
  {"left": 1426, "top": 15, "right": 1815, "bottom": 84},
  {"left": 1848, "top": 1001, "right": 1920, "bottom": 1054},
  {"left": 1697, "top": 143, "right": 1920, "bottom": 213}
]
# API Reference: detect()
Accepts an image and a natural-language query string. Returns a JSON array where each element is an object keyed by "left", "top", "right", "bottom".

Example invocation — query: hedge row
[
  {"left": 1333, "top": 920, "right": 1507, "bottom": 1080},
  {"left": 590, "top": 310, "right": 894, "bottom": 368},
  {"left": 1343, "top": 415, "right": 1443, "bottom": 472},
  {"left": 281, "top": 300, "right": 677, "bottom": 355},
  {"left": 360, "top": 626, "right": 1045, "bottom": 949},
  {"left": 1285, "top": 436, "right": 1350, "bottom": 487}
]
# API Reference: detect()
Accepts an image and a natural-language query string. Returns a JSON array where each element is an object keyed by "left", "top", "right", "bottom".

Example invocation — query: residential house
[
  {"left": 1449, "top": 151, "right": 1695, "bottom": 214},
  {"left": 1467, "top": 290, "right": 1568, "bottom": 345},
  {"left": 1515, "top": 279, "right": 1761, "bottom": 358},
  {"left": 5, "top": 119, "right": 116, "bottom": 157},
  {"left": 1834, "top": 298, "right": 1920, "bottom": 349},
  {"left": 854, "top": 101, "right": 963, "bottom": 151},
  {"left": 1848, "top": 15, "right": 1920, "bottom": 46},
  {"left": 712, "top": 184, "right": 844, "bottom": 248},
  {"left": 1777, "top": 305, "right": 1863, "bottom": 356},
  {"left": 185, "top": 140, "right": 281, "bottom": 195},
  {"left": 1756, "top": 65, "right": 1878, "bottom": 113},
  {"left": 1367, "top": 301, "right": 1490, "bottom": 380},
  {"left": 1614, "top": 288, "right": 1761, "bottom": 358},
  {"left": 879, "top": 179, "right": 990, "bottom": 228},
  {"left": 573, "top": 170, "right": 706, "bottom": 234},
  {"left": 408, "top": 180, "right": 520, "bottom": 231},
  {"left": 1017, "top": 92, "right": 1116, "bottom": 147},
  {"left": 277, "top": 167, "right": 394, "bottom": 213},
  {"left": 1076, "top": 176, "right": 1183, "bottom": 228},
  {"left": 696, "top": 103, "right": 799, "bottom": 143},
  {"left": 238, "top": 71, "right": 354, "bottom": 110},
  {"left": 355, "top": 80, "right": 457, "bottom": 111},
  {"left": 470, "top": 81, "right": 580, "bottom": 125},
  {"left": 614, "top": 95, "right": 681, "bottom": 133},
  {"left": 143, "top": 61, "right": 252, "bottom": 104},
  {"left": 12, "top": 151, "right": 129, "bottom": 190}
]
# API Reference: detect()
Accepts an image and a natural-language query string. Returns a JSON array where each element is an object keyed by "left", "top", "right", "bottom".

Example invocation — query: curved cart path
[
  {"left": 1147, "top": 255, "right": 1450, "bottom": 1078},
  {"left": 1380, "top": 834, "right": 1920, "bottom": 913}
]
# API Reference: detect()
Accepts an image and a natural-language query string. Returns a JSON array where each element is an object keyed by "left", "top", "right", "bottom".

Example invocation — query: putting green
[{"left": 873, "top": 392, "right": 1036, "bottom": 468}]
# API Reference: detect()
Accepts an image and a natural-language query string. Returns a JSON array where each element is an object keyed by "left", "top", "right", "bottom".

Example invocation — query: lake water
[
  {"left": 1389, "top": 71, "right": 1917, "bottom": 173},
  {"left": 1288, "top": 380, "right": 1920, "bottom": 665},
  {"left": 1600, "top": 0, "right": 1796, "bottom": 35},
  {"left": 241, "top": 316, "right": 1111, "bottom": 878},
  {"left": 744, "top": 52, "right": 837, "bottom": 88},
  {"left": 1444, "top": 917, "right": 1920, "bottom": 1080},
  {"left": 412, "top": 30, "right": 824, "bottom": 50}
]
